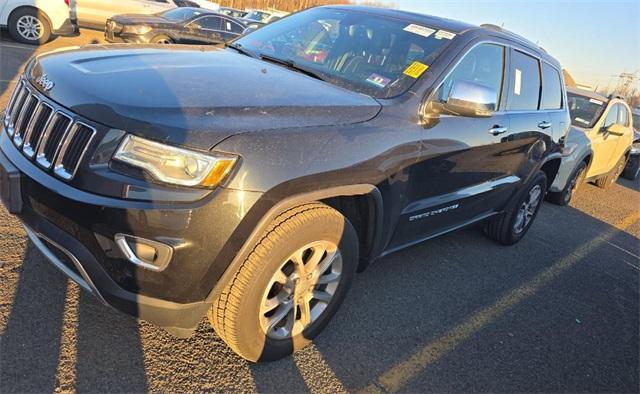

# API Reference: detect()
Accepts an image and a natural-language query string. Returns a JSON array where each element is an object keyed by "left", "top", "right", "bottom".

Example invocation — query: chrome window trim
[
  {"left": 53, "top": 121, "right": 97, "bottom": 181},
  {"left": 424, "top": 39, "right": 567, "bottom": 116}
]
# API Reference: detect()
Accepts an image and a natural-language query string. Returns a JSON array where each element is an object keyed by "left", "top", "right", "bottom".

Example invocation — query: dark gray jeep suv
[{"left": 0, "top": 6, "right": 569, "bottom": 361}]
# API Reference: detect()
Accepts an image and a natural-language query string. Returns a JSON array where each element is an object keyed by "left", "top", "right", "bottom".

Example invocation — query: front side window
[
  {"left": 161, "top": 8, "right": 202, "bottom": 22},
  {"left": 541, "top": 62, "right": 562, "bottom": 110},
  {"left": 632, "top": 113, "right": 640, "bottom": 129},
  {"left": 234, "top": 8, "right": 453, "bottom": 98},
  {"left": 567, "top": 92, "right": 606, "bottom": 127},
  {"left": 603, "top": 104, "right": 619, "bottom": 128},
  {"left": 506, "top": 50, "right": 541, "bottom": 111},
  {"left": 433, "top": 43, "right": 505, "bottom": 105}
]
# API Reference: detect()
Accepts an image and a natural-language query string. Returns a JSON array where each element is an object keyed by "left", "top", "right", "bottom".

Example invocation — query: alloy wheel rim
[
  {"left": 260, "top": 240, "right": 343, "bottom": 340},
  {"left": 16, "top": 15, "right": 43, "bottom": 40},
  {"left": 156, "top": 38, "right": 172, "bottom": 44},
  {"left": 514, "top": 184, "right": 542, "bottom": 234}
]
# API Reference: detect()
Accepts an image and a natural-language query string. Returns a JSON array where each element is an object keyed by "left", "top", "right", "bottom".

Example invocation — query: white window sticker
[
  {"left": 514, "top": 69, "right": 522, "bottom": 96},
  {"left": 403, "top": 24, "right": 435, "bottom": 38},
  {"left": 589, "top": 98, "right": 603, "bottom": 105},
  {"left": 226, "top": 22, "right": 231, "bottom": 30},
  {"left": 435, "top": 30, "right": 456, "bottom": 40},
  {"left": 574, "top": 117, "right": 590, "bottom": 125}
]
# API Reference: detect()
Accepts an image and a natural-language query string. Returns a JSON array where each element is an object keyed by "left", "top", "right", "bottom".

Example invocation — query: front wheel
[
  {"left": 151, "top": 35, "right": 173, "bottom": 44},
  {"left": 547, "top": 161, "right": 587, "bottom": 206},
  {"left": 8, "top": 8, "right": 52, "bottom": 45},
  {"left": 209, "top": 203, "right": 358, "bottom": 362},
  {"left": 595, "top": 155, "right": 626, "bottom": 189},
  {"left": 484, "top": 171, "right": 547, "bottom": 245}
]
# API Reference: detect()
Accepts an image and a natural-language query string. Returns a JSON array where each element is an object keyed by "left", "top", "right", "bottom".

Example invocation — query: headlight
[
  {"left": 113, "top": 135, "right": 237, "bottom": 188},
  {"left": 122, "top": 25, "right": 152, "bottom": 35}
]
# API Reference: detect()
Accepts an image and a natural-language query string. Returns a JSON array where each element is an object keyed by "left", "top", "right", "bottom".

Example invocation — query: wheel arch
[
  {"left": 205, "top": 184, "right": 384, "bottom": 304},
  {"left": 539, "top": 154, "right": 562, "bottom": 189}
]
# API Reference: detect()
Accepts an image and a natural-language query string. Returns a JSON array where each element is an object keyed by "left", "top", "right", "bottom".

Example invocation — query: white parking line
[{"left": 0, "top": 42, "right": 35, "bottom": 50}]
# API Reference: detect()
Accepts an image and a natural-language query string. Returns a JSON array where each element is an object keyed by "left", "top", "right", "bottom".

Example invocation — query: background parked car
[
  {"left": 188, "top": 0, "right": 219, "bottom": 11},
  {"left": 566, "top": 87, "right": 635, "bottom": 189},
  {"left": 622, "top": 108, "right": 640, "bottom": 180},
  {"left": 105, "top": 7, "right": 246, "bottom": 44},
  {"left": 76, "top": 0, "right": 201, "bottom": 29},
  {"left": 0, "top": 0, "right": 78, "bottom": 44},
  {"left": 218, "top": 6, "right": 246, "bottom": 18},
  {"left": 242, "top": 8, "right": 288, "bottom": 24}
]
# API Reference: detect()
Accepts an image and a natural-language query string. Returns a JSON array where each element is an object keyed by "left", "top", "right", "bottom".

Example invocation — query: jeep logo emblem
[{"left": 35, "top": 74, "right": 54, "bottom": 91}]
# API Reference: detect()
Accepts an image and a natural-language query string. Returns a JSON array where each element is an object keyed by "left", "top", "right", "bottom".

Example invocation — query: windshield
[
  {"left": 245, "top": 11, "right": 270, "bottom": 22},
  {"left": 567, "top": 92, "right": 607, "bottom": 128},
  {"left": 161, "top": 8, "right": 203, "bottom": 22},
  {"left": 234, "top": 8, "right": 453, "bottom": 99}
]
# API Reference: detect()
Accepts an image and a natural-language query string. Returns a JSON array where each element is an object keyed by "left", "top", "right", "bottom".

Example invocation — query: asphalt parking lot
[{"left": 0, "top": 30, "right": 639, "bottom": 393}]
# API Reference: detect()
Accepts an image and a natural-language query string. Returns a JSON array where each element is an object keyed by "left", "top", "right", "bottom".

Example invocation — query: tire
[
  {"left": 8, "top": 8, "right": 52, "bottom": 45},
  {"left": 547, "top": 161, "right": 587, "bottom": 206},
  {"left": 595, "top": 155, "right": 626, "bottom": 189},
  {"left": 209, "top": 203, "right": 359, "bottom": 362},
  {"left": 622, "top": 155, "right": 640, "bottom": 180},
  {"left": 151, "top": 35, "right": 173, "bottom": 44},
  {"left": 484, "top": 171, "right": 547, "bottom": 245}
]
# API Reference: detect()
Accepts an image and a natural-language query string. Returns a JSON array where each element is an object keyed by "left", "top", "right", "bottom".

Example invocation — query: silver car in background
[
  {"left": 76, "top": 0, "right": 196, "bottom": 28},
  {"left": 547, "top": 127, "right": 593, "bottom": 205}
]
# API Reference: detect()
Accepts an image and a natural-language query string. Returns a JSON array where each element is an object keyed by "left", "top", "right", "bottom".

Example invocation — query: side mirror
[
  {"left": 604, "top": 123, "right": 625, "bottom": 136},
  {"left": 444, "top": 80, "right": 497, "bottom": 118}
]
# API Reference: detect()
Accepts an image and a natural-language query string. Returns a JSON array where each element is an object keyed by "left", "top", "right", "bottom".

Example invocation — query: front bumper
[{"left": 0, "top": 130, "right": 263, "bottom": 334}]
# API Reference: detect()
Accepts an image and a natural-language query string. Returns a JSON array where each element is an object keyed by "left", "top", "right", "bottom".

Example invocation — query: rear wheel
[
  {"left": 8, "top": 8, "right": 52, "bottom": 45},
  {"left": 209, "top": 203, "right": 358, "bottom": 362},
  {"left": 595, "top": 155, "right": 626, "bottom": 189},
  {"left": 151, "top": 35, "right": 173, "bottom": 44},
  {"left": 547, "top": 161, "right": 587, "bottom": 206},
  {"left": 484, "top": 171, "right": 547, "bottom": 245}
]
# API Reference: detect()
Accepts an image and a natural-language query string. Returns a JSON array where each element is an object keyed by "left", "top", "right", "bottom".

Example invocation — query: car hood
[{"left": 26, "top": 45, "right": 381, "bottom": 150}]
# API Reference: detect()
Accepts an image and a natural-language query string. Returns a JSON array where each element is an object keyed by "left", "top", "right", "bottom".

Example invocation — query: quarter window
[
  {"left": 434, "top": 43, "right": 505, "bottom": 105},
  {"left": 507, "top": 50, "right": 541, "bottom": 111},
  {"left": 541, "top": 63, "right": 562, "bottom": 110}
]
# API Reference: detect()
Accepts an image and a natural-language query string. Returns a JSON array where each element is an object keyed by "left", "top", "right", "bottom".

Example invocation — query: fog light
[{"left": 115, "top": 234, "right": 173, "bottom": 272}]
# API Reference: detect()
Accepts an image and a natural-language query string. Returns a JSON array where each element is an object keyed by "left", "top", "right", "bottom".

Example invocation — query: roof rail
[{"left": 480, "top": 23, "right": 547, "bottom": 53}]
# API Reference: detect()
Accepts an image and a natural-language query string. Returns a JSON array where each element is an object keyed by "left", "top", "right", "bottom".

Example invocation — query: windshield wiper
[
  {"left": 260, "top": 54, "right": 327, "bottom": 82},
  {"left": 225, "top": 42, "right": 257, "bottom": 58}
]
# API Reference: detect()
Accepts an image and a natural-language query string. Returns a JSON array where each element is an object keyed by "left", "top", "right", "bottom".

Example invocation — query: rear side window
[
  {"left": 507, "top": 50, "right": 541, "bottom": 111},
  {"left": 434, "top": 43, "right": 505, "bottom": 104},
  {"left": 541, "top": 63, "right": 562, "bottom": 110},
  {"left": 224, "top": 20, "right": 244, "bottom": 33}
]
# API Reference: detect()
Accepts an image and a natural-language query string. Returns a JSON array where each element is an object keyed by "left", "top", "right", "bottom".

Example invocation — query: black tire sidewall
[
  {"left": 9, "top": 8, "right": 51, "bottom": 45},
  {"left": 234, "top": 212, "right": 358, "bottom": 362},
  {"left": 562, "top": 161, "right": 587, "bottom": 205},
  {"left": 506, "top": 172, "right": 547, "bottom": 243}
]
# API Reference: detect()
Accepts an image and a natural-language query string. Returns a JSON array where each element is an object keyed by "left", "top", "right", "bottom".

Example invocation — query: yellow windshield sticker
[{"left": 403, "top": 61, "right": 429, "bottom": 78}]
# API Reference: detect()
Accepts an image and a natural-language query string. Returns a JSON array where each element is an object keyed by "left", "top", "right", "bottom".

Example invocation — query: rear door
[
  {"left": 501, "top": 48, "right": 554, "bottom": 183},
  {"left": 389, "top": 42, "right": 514, "bottom": 249},
  {"left": 220, "top": 17, "right": 244, "bottom": 41}
]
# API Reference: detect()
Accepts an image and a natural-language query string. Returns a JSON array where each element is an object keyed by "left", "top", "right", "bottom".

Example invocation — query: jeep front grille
[{"left": 3, "top": 79, "right": 96, "bottom": 181}]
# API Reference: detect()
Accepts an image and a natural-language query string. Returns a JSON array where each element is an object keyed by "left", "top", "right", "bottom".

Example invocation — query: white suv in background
[{"left": 0, "top": 0, "right": 77, "bottom": 44}]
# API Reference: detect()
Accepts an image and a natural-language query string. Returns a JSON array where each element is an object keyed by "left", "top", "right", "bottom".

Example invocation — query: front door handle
[
  {"left": 538, "top": 121, "right": 552, "bottom": 129},
  {"left": 488, "top": 126, "right": 508, "bottom": 135}
]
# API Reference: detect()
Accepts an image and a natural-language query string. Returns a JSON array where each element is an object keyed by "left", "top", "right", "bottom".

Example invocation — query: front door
[
  {"left": 388, "top": 42, "right": 516, "bottom": 249},
  {"left": 590, "top": 103, "right": 622, "bottom": 176},
  {"left": 183, "top": 15, "right": 224, "bottom": 44}
]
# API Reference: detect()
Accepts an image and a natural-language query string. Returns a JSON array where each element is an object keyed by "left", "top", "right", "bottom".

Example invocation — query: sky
[{"left": 380, "top": 0, "right": 640, "bottom": 92}]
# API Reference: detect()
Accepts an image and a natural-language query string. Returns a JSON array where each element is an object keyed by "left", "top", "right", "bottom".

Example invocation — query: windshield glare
[
  {"left": 235, "top": 8, "right": 453, "bottom": 98},
  {"left": 567, "top": 92, "right": 606, "bottom": 128},
  {"left": 161, "top": 8, "right": 202, "bottom": 22}
]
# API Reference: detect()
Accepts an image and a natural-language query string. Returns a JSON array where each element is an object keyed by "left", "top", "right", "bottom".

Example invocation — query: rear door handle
[
  {"left": 488, "top": 126, "right": 508, "bottom": 135},
  {"left": 538, "top": 121, "right": 552, "bottom": 129}
]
